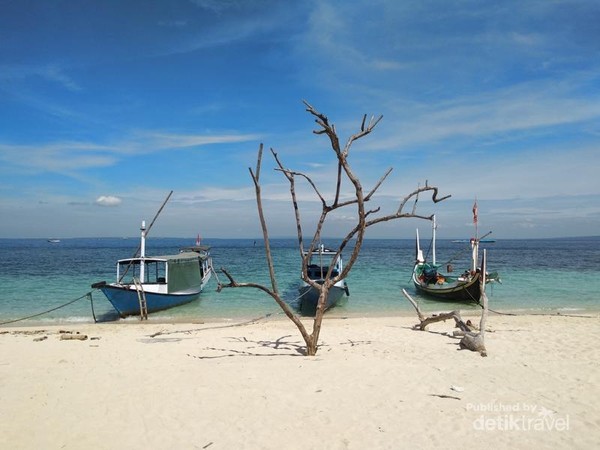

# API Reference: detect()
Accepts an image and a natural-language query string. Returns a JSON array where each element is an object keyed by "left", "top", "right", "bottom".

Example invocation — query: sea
[{"left": 0, "top": 237, "right": 598, "bottom": 326}]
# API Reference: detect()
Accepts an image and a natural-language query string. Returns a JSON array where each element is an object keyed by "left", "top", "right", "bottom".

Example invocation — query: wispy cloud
[
  {"left": 164, "top": 1, "right": 303, "bottom": 55},
  {"left": 0, "top": 131, "right": 261, "bottom": 175},
  {"left": 377, "top": 144, "right": 600, "bottom": 201},
  {"left": 369, "top": 75, "right": 600, "bottom": 152},
  {"left": 158, "top": 19, "right": 188, "bottom": 28},
  {"left": 174, "top": 180, "right": 302, "bottom": 204},
  {"left": 40, "top": 65, "right": 82, "bottom": 92},
  {"left": 176, "top": 186, "right": 255, "bottom": 203},
  {"left": 0, "top": 142, "right": 117, "bottom": 174},
  {"left": 189, "top": 0, "right": 241, "bottom": 15},
  {"left": 136, "top": 132, "right": 262, "bottom": 150},
  {"left": 0, "top": 63, "right": 82, "bottom": 92}
]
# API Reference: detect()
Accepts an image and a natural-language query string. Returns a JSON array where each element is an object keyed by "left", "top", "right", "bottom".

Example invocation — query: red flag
[
  {"left": 472, "top": 201, "right": 478, "bottom": 224},
  {"left": 195, "top": 234, "right": 201, "bottom": 246}
]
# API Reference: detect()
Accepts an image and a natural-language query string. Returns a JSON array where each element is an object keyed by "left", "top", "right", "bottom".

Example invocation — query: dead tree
[{"left": 219, "top": 101, "right": 450, "bottom": 356}]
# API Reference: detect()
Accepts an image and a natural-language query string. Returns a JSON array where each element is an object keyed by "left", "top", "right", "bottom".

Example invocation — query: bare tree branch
[
  {"left": 342, "top": 114, "right": 383, "bottom": 157},
  {"left": 220, "top": 101, "right": 450, "bottom": 356},
  {"left": 364, "top": 167, "right": 393, "bottom": 201},
  {"left": 274, "top": 167, "right": 327, "bottom": 208},
  {"left": 397, "top": 183, "right": 452, "bottom": 216},
  {"left": 249, "top": 144, "right": 277, "bottom": 294},
  {"left": 334, "top": 161, "right": 342, "bottom": 206}
]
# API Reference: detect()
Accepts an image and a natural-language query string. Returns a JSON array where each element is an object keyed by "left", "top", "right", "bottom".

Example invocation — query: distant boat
[
  {"left": 412, "top": 211, "right": 499, "bottom": 303},
  {"left": 299, "top": 245, "right": 349, "bottom": 315},
  {"left": 47, "top": 239, "right": 61, "bottom": 243},
  {"left": 92, "top": 221, "right": 213, "bottom": 318}
]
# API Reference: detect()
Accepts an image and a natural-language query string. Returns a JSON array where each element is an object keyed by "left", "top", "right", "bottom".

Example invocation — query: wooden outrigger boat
[
  {"left": 298, "top": 245, "right": 349, "bottom": 315},
  {"left": 92, "top": 221, "right": 212, "bottom": 318},
  {"left": 412, "top": 205, "right": 499, "bottom": 303}
]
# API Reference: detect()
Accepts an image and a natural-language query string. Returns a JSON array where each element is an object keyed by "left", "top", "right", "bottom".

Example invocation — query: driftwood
[
  {"left": 401, "top": 268, "right": 489, "bottom": 357},
  {"left": 401, "top": 289, "right": 476, "bottom": 333},
  {"left": 59, "top": 333, "right": 88, "bottom": 341},
  {"left": 458, "top": 290, "right": 488, "bottom": 356},
  {"left": 402, "top": 289, "right": 472, "bottom": 332},
  {"left": 462, "top": 250, "right": 489, "bottom": 356}
]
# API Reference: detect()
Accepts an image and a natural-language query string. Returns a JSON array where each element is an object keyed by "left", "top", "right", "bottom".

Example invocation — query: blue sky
[{"left": 1, "top": 0, "right": 599, "bottom": 239}]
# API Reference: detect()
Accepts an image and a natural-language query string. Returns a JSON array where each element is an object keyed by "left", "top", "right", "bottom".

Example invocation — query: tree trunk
[
  {"left": 306, "top": 285, "right": 330, "bottom": 355},
  {"left": 306, "top": 336, "right": 318, "bottom": 356}
]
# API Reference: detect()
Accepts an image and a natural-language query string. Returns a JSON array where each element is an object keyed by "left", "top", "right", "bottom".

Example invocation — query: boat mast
[
  {"left": 473, "top": 199, "right": 479, "bottom": 241},
  {"left": 471, "top": 238, "right": 479, "bottom": 272},
  {"left": 319, "top": 243, "right": 324, "bottom": 279},
  {"left": 432, "top": 214, "right": 437, "bottom": 266},
  {"left": 140, "top": 220, "right": 146, "bottom": 283},
  {"left": 471, "top": 200, "right": 479, "bottom": 272},
  {"left": 415, "top": 228, "right": 424, "bottom": 263},
  {"left": 117, "top": 191, "right": 172, "bottom": 284}
]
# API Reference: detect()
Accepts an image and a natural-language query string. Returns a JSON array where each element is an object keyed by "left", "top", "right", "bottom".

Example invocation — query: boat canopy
[
  {"left": 166, "top": 254, "right": 205, "bottom": 293},
  {"left": 303, "top": 247, "right": 343, "bottom": 281},
  {"left": 179, "top": 245, "right": 210, "bottom": 257},
  {"left": 116, "top": 251, "right": 205, "bottom": 292},
  {"left": 117, "top": 251, "right": 204, "bottom": 265}
]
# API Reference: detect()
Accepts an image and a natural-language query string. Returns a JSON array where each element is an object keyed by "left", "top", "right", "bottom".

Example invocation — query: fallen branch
[
  {"left": 401, "top": 288, "right": 487, "bottom": 356},
  {"left": 458, "top": 251, "right": 489, "bottom": 356},
  {"left": 401, "top": 289, "right": 474, "bottom": 332},
  {"left": 149, "top": 314, "right": 273, "bottom": 338},
  {"left": 459, "top": 290, "right": 488, "bottom": 356}
]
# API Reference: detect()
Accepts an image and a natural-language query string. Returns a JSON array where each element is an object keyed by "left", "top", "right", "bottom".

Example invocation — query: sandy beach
[{"left": 1, "top": 313, "right": 598, "bottom": 449}]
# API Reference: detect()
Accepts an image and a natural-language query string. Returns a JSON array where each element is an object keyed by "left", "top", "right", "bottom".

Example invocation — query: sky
[{"left": 1, "top": 0, "right": 599, "bottom": 240}]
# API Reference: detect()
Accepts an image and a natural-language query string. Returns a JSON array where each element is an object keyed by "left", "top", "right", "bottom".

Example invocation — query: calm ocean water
[{"left": 0, "top": 237, "right": 598, "bottom": 326}]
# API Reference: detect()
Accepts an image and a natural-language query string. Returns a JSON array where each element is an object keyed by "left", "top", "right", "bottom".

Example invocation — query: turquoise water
[{"left": 0, "top": 237, "right": 598, "bottom": 326}]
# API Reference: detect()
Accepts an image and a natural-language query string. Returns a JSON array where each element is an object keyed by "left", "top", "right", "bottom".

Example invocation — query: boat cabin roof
[
  {"left": 302, "top": 248, "right": 342, "bottom": 267},
  {"left": 302, "top": 247, "right": 339, "bottom": 256},
  {"left": 179, "top": 245, "right": 210, "bottom": 256},
  {"left": 117, "top": 251, "right": 205, "bottom": 265}
]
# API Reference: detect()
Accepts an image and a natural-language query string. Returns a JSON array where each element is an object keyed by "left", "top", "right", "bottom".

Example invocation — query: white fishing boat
[
  {"left": 92, "top": 221, "right": 212, "bottom": 318},
  {"left": 299, "top": 245, "right": 349, "bottom": 315}
]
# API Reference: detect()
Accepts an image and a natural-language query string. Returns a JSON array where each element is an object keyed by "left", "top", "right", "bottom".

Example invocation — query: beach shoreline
[
  {"left": 2, "top": 301, "right": 600, "bottom": 329},
  {"left": 1, "top": 313, "right": 598, "bottom": 449}
]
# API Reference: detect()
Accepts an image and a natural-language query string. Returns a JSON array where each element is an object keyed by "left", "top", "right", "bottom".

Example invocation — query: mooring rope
[{"left": 0, "top": 291, "right": 97, "bottom": 326}]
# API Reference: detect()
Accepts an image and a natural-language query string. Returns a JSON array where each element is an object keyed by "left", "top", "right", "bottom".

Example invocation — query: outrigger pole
[
  {"left": 142, "top": 190, "right": 173, "bottom": 242},
  {"left": 118, "top": 190, "right": 173, "bottom": 283}
]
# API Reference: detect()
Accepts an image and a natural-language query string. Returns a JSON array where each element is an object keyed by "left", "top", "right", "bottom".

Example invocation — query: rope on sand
[
  {"left": 148, "top": 313, "right": 278, "bottom": 338},
  {"left": 0, "top": 291, "right": 97, "bottom": 326}
]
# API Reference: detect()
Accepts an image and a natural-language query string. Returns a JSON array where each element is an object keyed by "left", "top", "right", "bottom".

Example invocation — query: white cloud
[{"left": 95, "top": 196, "right": 122, "bottom": 207}]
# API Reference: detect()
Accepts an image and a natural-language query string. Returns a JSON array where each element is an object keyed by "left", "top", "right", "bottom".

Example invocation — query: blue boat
[
  {"left": 92, "top": 221, "right": 212, "bottom": 318},
  {"left": 299, "top": 245, "right": 349, "bottom": 316}
]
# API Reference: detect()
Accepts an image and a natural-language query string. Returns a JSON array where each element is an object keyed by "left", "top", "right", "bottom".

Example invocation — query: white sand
[{"left": 1, "top": 313, "right": 598, "bottom": 449}]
